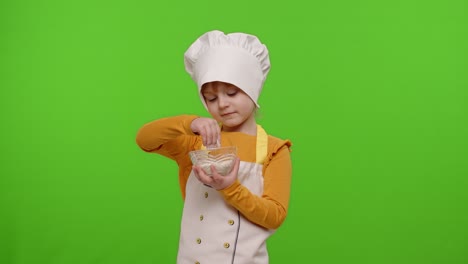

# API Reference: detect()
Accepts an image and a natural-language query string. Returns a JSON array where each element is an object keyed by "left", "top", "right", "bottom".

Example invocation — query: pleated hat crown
[{"left": 184, "top": 30, "right": 271, "bottom": 109}]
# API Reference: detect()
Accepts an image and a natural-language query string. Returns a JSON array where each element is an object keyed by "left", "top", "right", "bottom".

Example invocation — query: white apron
[{"left": 177, "top": 125, "right": 274, "bottom": 264}]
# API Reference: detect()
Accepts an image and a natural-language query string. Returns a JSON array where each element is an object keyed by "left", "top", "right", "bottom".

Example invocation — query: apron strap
[{"left": 255, "top": 125, "right": 268, "bottom": 164}]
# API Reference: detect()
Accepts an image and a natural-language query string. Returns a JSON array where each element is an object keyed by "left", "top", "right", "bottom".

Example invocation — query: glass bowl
[{"left": 189, "top": 146, "right": 237, "bottom": 176}]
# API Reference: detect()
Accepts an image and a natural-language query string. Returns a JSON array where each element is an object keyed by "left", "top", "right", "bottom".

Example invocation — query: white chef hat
[{"left": 184, "top": 30, "right": 271, "bottom": 109}]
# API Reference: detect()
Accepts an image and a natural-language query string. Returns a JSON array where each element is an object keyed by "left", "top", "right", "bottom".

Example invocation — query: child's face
[{"left": 201, "top": 81, "right": 256, "bottom": 132}]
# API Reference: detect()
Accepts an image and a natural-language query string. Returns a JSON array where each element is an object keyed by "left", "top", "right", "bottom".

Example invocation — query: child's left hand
[{"left": 193, "top": 157, "right": 240, "bottom": 190}]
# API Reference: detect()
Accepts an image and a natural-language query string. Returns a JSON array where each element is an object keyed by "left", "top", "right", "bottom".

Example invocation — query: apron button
[
  {"left": 224, "top": 242, "right": 230, "bottom": 248},
  {"left": 204, "top": 192, "right": 208, "bottom": 198},
  {"left": 200, "top": 215, "right": 204, "bottom": 221},
  {"left": 228, "top": 219, "right": 234, "bottom": 225},
  {"left": 196, "top": 238, "right": 202, "bottom": 244}
]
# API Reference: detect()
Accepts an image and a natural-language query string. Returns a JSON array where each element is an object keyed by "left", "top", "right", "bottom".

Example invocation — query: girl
[{"left": 136, "top": 30, "right": 292, "bottom": 264}]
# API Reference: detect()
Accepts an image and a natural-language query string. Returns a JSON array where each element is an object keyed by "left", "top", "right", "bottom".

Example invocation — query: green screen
[{"left": 1, "top": 0, "right": 467, "bottom": 263}]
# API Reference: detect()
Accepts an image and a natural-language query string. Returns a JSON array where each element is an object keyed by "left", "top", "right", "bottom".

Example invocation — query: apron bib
[{"left": 177, "top": 125, "right": 274, "bottom": 264}]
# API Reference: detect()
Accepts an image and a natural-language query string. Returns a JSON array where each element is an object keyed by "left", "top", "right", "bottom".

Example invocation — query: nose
[{"left": 217, "top": 95, "right": 229, "bottom": 108}]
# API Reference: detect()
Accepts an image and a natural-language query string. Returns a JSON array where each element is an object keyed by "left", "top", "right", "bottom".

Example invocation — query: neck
[{"left": 222, "top": 115, "right": 257, "bottom": 135}]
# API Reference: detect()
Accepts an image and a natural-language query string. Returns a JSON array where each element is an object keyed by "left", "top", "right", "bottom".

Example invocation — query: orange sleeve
[
  {"left": 135, "top": 115, "right": 201, "bottom": 198},
  {"left": 135, "top": 115, "right": 200, "bottom": 160},
  {"left": 219, "top": 140, "right": 292, "bottom": 229}
]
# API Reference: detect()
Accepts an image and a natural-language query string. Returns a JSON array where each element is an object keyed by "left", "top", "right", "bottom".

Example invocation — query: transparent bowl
[{"left": 189, "top": 146, "right": 237, "bottom": 176}]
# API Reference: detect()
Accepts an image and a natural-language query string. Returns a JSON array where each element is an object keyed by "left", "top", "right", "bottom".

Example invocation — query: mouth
[{"left": 221, "top": 112, "right": 235, "bottom": 117}]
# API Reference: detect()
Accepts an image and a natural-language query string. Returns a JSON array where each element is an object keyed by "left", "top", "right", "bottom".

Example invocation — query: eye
[
  {"left": 227, "top": 90, "right": 237, "bottom": 96},
  {"left": 206, "top": 96, "right": 217, "bottom": 102}
]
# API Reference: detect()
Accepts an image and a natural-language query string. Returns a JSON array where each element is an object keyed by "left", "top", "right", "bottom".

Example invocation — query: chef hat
[{"left": 184, "top": 30, "right": 271, "bottom": 109}]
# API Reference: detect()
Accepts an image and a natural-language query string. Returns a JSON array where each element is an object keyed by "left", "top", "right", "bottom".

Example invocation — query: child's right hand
[{"left": 190, "top": 117, "right": 220, "bottom": 148}]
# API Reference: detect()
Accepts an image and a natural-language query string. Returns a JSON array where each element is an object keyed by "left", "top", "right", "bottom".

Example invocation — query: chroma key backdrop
[{"left": 1, "top": 0, "right": 467, "bottom": 263}]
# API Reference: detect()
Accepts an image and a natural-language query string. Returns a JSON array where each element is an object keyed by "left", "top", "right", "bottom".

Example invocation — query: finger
[
  {"left": 192, "top": 166, "right": 202, "bottom": 181},
  {"left": 196, "top": 166, "right": 215, "bottom": 185},
  {"left": 205, "top": 125, "right": 213, "bottom": 147},
  {"left": 214, "top": 158, "right": 239, "bottom": 182},
  {"left": 214, "top": 123, "right": 221, "bottom": 146},
  {"left": 210, "top": 165, "right": 222, "bottom": 179},
  {"left": 201, "top": 123, "right": 213, "bottom": 147},
  {"left": 213, "top": 120, "right": 221, "bottom": 146},
  {"left": 208, "top": 121, "right": 218, "bottom": 147},
  {"left": 209, "top": 166, "right": 226, "bottom": 188},
  {"left": 200, "top": 126, "right": 209, "bottom": 147},
  {"left": 230, "top": 157, "right": 241, "bottom": 174}
]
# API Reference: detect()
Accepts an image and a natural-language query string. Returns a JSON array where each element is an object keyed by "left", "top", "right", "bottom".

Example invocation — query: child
[{"left": 136, "top": 30, "right": 292, "bottom": 264}]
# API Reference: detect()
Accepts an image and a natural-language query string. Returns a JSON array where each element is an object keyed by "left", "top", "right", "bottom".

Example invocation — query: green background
[{"left": 1, "top": 0, "right": 467, "bottom": 263}]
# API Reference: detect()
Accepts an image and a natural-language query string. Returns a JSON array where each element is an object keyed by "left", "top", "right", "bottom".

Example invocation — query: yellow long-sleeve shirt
[{"left": 136, "top": 115, "right": 292, "bottom": 229}]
